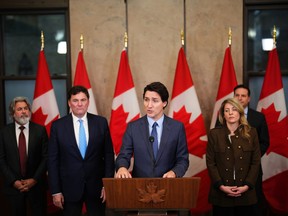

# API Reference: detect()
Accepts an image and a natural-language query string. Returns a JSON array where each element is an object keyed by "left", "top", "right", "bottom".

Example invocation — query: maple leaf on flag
[
  {"left": 31, "top": 107, "right": 59, "bottom": 138},
  {"left": 173, "top": 106, "right": 207, "bottom": 158},
  {"left": 110, "top": 104, "right": 139, "bottom": 155},
  {"left": 261, "top": 104, "right": 288, "bottom": 157},
  {"left": 32, "top": 107, "right": 49, "bottom": 127}
]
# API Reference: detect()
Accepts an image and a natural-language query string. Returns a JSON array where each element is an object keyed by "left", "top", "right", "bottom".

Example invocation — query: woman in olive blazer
[{"left": 206, "top": 98, "right": 261, "bottom": 216}]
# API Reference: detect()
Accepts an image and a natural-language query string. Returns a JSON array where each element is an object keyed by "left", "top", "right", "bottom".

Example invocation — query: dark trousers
[
  {"left": 253, "top": 173, "right": 268, "bottom": 216},
  {"left": 63, "top": 196, "right": 105, "bottom": 216},
  {"left": 213, "top": 205, "right": 254, "bottom": 216},
  {"left": 7, "top": 191, "right": 46, "bottom": 216}
]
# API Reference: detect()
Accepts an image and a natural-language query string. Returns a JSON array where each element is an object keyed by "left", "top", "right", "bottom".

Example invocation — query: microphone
[{"left": 149, "top": 136, "right": 154, "bottom": 143}]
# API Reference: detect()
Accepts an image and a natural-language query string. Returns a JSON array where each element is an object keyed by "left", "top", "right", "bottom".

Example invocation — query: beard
[{"left": 14, "top": 115, "right": 30, "bottom": 125}]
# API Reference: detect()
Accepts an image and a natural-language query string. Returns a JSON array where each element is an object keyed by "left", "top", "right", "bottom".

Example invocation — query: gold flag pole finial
[
  {"left": 181, "top": 29, "right": 184, "bottom": 46},
  {"left": 124, "top": 32, "right": 128, "bottom": 49},
  {"left": 228, "top": 27, "right": 232, "bottom": 47},
  {"left": 80, "top": 34, "right": 84, "bottom": 51},
  {"left": 41, "top": 31, "right": 44, "bottom": 51},
  {"left": 273, "top": 25, "right": 277, "bottom": 48}
]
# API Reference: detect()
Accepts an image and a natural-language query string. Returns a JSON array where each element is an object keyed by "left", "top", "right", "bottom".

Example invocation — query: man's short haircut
[
  {"left": 143, "top": 82, "right": 169, "bottom": 108},
  {"left": 234, "top": 84, "right": 251, "bottom": 96},
  {"left": 68, "top": 85, "right": 89, "bottom": 100}
]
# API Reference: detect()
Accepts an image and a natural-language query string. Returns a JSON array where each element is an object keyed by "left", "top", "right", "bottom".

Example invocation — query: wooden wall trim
[
  {"left": 244, "top": 0, "right": 288, "bottom": 5},
  {"left": 0, "top": 0, "right": 68, "bottom": 9}
]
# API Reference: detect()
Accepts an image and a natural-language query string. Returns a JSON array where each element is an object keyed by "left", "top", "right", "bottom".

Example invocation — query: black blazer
[{"left": 0, "top": 121, "right": 48, "bottom": 195}]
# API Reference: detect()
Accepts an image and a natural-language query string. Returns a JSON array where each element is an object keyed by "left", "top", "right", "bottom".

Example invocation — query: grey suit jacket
[{"left": 116, "top": 115, "right": 189, "bottom": 177}]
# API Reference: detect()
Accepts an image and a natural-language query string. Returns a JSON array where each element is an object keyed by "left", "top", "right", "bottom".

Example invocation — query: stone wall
[{"left": 70, "top": 0, "right": 243, "bottom": 131}]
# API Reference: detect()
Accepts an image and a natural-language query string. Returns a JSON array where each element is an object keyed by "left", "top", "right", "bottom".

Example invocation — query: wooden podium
[{"left": 103, "top": 177, "right": 200, "bottom": 215}]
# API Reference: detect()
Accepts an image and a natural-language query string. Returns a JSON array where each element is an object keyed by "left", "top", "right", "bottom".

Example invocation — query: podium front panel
[{"left": 103, "top": 177, "right": 200, "bottom": 210}]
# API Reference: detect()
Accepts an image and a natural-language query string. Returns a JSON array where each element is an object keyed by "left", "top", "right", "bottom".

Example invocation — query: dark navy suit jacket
[
  {"left": 116, "top": 115, "right": 189, "bottom": 177},
  {"left": 247, "top": 108, "right": 269, "bottom": 157},
  {"left": 48, "top": 113, "right": 115, "bottom": 202}
]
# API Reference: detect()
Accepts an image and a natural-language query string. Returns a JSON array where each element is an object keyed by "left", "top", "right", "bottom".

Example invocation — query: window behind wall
[
  {"left": 244, "top": 0, "right": 288, "bottom": 110},
  {"left": 0, "top": 0, "right": 71, "bottom": 127}
]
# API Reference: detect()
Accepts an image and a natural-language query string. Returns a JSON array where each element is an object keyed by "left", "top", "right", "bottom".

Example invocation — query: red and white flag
[
  {"left": 210, "top": 46, "right": 238, "bottom": 128},
  {"left": 74, "top": 50, "right": 98, "bottom": 114},
  {"left": 110, "top": 49, "right": 140, "bottom": 155},
  {"left": 168, "top": 47, "right": 211, "bottom": 213},
  {"left": 31, "top": 50, "right": 60, "bottom": 136},
  {"left": 257, "top": 48, "right": 288, "bottom": 213}
]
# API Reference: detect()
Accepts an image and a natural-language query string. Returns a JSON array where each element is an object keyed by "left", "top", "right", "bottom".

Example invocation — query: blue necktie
[
  {"left": 78, "top": 119, "right": 87, "bottom": 158},
  {"left": 151, "top": 122, "right": 158, "bottom": 159}
]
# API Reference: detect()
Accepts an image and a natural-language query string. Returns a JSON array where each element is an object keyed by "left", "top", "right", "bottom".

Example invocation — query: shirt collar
[
  {"left": 71, "top": 112, "right": 88, "bottom": 123},
  {"left": 147, "top": 115, "right": 164, "bottom": 127},
  {"left": 15, "top": 121, "right": 29, "bottom": 129},
  {"left": 244, "top": 107, "right": 248, "bottom": 117}
]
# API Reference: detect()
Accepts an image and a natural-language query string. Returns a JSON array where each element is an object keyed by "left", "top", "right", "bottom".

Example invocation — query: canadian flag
[
  {"left": 74, "top": 50, "right": 98, "bottom": 114},
  {"left": 257, "top": 48, "right": 288, "bottom": 213},
  {"left": 210, "top": 46, "right": 238, "bottom": 128},
  {"left": 168, "top": 47, "right": 211, "bottom": 213},
  {"left": 31, "top": 50, "right": 60, "bottom": 214},
  {"left": 110, "top": 49, "right": 140, "bottom": 155},
  {"left": 31, "top": 50, "right": 60, "bottom": 136}
]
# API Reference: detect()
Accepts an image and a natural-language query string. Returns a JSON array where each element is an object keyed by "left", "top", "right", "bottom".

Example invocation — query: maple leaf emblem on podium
[{"left": 137, "top": 182, "right": 166, "bottom": 204}]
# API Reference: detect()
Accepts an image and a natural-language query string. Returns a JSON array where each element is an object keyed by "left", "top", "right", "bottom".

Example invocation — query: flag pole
[
  {"left": 124, "top": 32, "right": 128, "bottom": 49},
  {"left": 80, "top": 34, "right": 84, "bottom": 51},
  {"left": 228, "top": 27, "right": 232, "bottom": 47},
  {"left": 181, "top": 29, "right": 184, "bottom": 46},
  {"left": 41, "top": 31, "right": 44, "bottom": 51},
  {"left": 272, "top": 25, "right": 277, "bottom": 48}
]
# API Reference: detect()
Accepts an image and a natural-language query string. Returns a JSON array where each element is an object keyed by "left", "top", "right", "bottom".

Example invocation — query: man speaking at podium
[{"left": 115, "top": 82, "right": 189, "bottom": 178}]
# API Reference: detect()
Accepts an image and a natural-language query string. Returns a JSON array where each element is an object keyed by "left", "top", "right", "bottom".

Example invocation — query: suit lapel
[
  {"left": 8, "top": 123, "right": 20, "bottom": 157},
  {"left": 140, "top": 116, "right": 155, "bottom": 161},
  {"left": 85, "top": 113, "right": 94, "bottom": 157},
  {"left": 247, "top": 108, "right": 251, "bottom": 122},
  {"left": 66, "top": 114, "right": 82, "bottom": 157},
  {"left": 155, "top": 115, "right": 170, "bottom": 162},
  {"left": 27, "top": 123, "right": 34, "bottom": 157}
]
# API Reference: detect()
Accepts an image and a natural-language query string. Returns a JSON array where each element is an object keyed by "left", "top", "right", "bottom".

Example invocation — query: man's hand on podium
[
  {"left": 162, "top": 170, "right": 176, "bottom": 178},
  {"left": 115, "top": 167, "right": 132, "bottom": 178}
]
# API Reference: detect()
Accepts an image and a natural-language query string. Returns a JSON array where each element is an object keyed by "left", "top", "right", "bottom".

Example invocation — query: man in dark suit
[
  {"left": 0, "top": 96, "right": 48, "bottom": 216},
  {"left": 115, "top": 82, "right": 189, "bottom": 178},
  {"left": 48, "top": 85, "right": 115, "bottom": 216},
  {"left": 234, "top": 84, "right": 270, "bottom": 216}
]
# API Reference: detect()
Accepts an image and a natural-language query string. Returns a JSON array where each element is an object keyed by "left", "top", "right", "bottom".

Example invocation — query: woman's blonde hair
[{"left": 218, "top": 98, "right": 251, "bottom": 139}]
